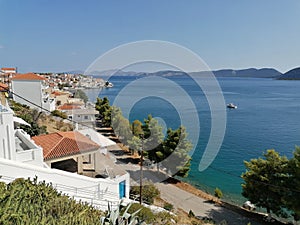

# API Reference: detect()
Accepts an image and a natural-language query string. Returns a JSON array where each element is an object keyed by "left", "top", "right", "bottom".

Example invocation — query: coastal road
[
  {"left": 109, "top": 146, "right": 264, "bottom": 225},
  {"left": 156, "top": 182, "right": 263, "bottom": 225}
]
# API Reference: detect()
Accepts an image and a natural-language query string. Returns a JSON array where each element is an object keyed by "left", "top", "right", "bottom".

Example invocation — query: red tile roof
[
  {"left": 11, "top": 73, "right": 46, "bottom": 81},
  {"left": 51, "top": 91, "right": 63, "bottom": 96},
  {"left": 51, "top": 91, "right": 70, "bottom": 97},
  {"left": 0, "top": 82, "right": 8, "bottom": 92},
  {"left": 58, "top": 103, "right": 81, "bottom": 110},
  {"left": 32, "top": 131, "right": 100, "bottom": 160},
  {"left": 1, "top": 67, "right": 16, "bottom": 71}
]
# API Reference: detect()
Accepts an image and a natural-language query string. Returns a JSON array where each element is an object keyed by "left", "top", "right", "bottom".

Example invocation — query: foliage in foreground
[
  {"left": 241, "top": 147, "right": 300, "bottom": 221},
  {"left": 0, "top": 177, "right": 102, "bottom": 225},
  {"left": 101, "top": 202, "right": 143, "bottom": 225}
]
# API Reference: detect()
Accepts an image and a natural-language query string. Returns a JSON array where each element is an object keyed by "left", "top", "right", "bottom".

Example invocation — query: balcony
[{"left": 14, "top": 129, "right": 44, "bottom": 166}]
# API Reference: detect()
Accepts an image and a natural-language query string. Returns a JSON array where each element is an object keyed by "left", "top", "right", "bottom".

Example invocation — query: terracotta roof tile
[
  {"left": 58, "top": 103, "right": 81, "bottom": 110},
  {"left": 0, "top": 82, "right": 8, "bottom": 92},
  {"left": 32, "top": 131, "right": 100, "bottom": 160},
  {"left": 1, "top": 68, "right": 16, "bottom": 71},
  {"left": 11, "top": 73, "right": 46, "bottom": 81}
]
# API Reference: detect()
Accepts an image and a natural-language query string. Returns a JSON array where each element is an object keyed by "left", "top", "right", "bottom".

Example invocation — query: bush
[
  {"left": 188, "top": 209, "right": 195, "bottom": 218},
  {"left": 155, "top": 211, "right": 175, "bottom": 224},
  {"left": 126, "top": 203, "right": 155, "bottom": 223},
  {"left": 130, "top": 182, "right": 160, "bottom": 204},
  {"left": 0, "top": 177, "right": 103, "bottom": 224},
  {"left": 51, "top": 110, "right": 67, "bottom": 119},
  {"left": 214, "top": 187, "right": 223, "bottom": 199},
  {"left": 163, "top": 203, "right": 174, "bottom": 211}
]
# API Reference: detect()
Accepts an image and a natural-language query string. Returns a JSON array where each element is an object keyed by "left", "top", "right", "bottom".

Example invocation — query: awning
[
  {"left": 13, "top": 116, "right": 31, "bottom": 127},
  {"left": 78, "top": 128, "right": 116, "bottom": 147}
]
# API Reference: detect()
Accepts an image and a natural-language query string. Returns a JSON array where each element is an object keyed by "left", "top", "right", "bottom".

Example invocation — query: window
[{"left": 82, "top": 154, "right": 92, "bottom": 164}]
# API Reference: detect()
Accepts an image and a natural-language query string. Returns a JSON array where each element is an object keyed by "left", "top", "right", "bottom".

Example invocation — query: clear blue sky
[{"left": 0, "top": 0, "right": 299, "bottom": 73}]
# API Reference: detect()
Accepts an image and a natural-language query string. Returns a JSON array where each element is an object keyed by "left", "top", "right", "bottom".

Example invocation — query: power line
[
  {"left": 6, "top": 88, "right": 97, "bottom": 131},
  {"left": 4, "top": 87, "right": 300, "bottom": 195}
]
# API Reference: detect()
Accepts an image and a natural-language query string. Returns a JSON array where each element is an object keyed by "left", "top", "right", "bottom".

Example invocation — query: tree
[
  {"left": 284, "top": 146, "right": 300, "bottom": 222},
  {"left": 111, "top": 107, "right": 132, "bottom": 145},
  {"left": 127, "top": 135, "right": 142, "bottom": 155},
  {"left": 241, "top": 149, "right": 289, "bottom": 218},
  {"left": 131, "top": 120, "right": 144, "bottom": 136},
  {"left": 162, "top": 126, "right": 192, "bottom": 177},
  {"left": 142, "top": 115, "right": 164, "bottom": 165},
  {"left": 95, "top": 97, "right": 112, "bottom": 127},
  {"left": 74, "top": 89, "right": 88, "bottom": 104}
]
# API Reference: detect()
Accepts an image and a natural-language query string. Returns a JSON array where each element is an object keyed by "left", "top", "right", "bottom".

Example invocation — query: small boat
[
  {"left": 104, "top": 81, "right": 114, "bottom": 88},
  {"left": 227, "top": 103, "right": 237, "bottom": 109}
]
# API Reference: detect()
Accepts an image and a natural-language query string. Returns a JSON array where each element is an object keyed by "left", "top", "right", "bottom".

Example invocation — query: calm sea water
[{"left": 85, "top": 76, "right": 300, "bottom": 204}]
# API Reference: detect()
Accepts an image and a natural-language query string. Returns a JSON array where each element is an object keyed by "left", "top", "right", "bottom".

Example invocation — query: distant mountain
[
  {"left": 191, "top": 68, "right": 282, "bottom": 78},
  {"left": 278, "top": 67, "right": 300, "bottom": 80},
  {"left": 62, "top": 70, "right": 84, "bottom": 74},
  {"left": 89, "top": 69, "right": 140, "bottom": 76},
  {"left": 62, "top": 67, "right": 283, "bottom": 78}
]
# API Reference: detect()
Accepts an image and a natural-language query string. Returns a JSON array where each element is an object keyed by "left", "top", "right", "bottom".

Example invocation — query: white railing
[
  {"left": 0, "top": 158, "right": 122, "bottom": 210},
  {"left": 0, "top": 174, "right": 120, "bottom": 210}
]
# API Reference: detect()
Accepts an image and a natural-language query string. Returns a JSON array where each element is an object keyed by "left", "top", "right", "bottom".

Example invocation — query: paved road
[
  {"left": 108, "top": 146, "right": 264, "bottom": 225},
  {"left": 156, "top": 182, "right": 263, "bottom": 225}
]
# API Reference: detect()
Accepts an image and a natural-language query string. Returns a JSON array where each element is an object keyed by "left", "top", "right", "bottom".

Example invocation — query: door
[{"left": 119, "top": 180, "right": 126, "bottom": 199}]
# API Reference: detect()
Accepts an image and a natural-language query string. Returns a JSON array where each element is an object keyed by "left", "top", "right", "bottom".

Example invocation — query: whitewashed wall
[{"left": 0, "top": 158, "right": 125, "bottom": 210}]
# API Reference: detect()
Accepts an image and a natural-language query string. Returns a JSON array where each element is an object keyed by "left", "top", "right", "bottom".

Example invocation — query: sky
[{"left": 0, "top": 0, "right": 300, "bottom": 73}]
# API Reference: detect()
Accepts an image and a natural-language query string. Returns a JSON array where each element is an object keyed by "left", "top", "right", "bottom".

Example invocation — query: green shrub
[
  {"left": 51, "top": 110, "right": 68, "bottom": 119},
  {"left": 163, "top": 203, "right": 174, "bottom": 211},
  {"left": 126, "top": 203, "right": 155, "bottom": 223},
  {"left": 188, "top": 209, "right": 195, "bottom": 218},
  {"left": 154, "top": 211, "right": 175, "bottom": 224},
  {"left": 130, "top": 182, "right": 160, "bottom": 204},
  {"left": 214, "top": 187, "right": 223, "bottom": 199},
  {"left": 0, "top": 177, "right": 103, "bottom": 224}
]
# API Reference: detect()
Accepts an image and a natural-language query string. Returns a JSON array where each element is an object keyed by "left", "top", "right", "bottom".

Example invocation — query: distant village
[{"left": 0, "top": 67, "right": 112, "bottom": 113}]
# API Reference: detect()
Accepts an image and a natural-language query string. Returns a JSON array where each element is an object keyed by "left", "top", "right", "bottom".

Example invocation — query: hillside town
[
  {"left": 0, "top": 66, "right": 295, "bottom": 225},
  {"left": 0, "top": 67, "right": 131, "bottom": 210}
]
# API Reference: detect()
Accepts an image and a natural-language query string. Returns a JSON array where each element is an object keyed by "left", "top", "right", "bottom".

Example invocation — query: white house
[
  {"left": 0, "top": 102, "right": 130, "bottom": 210},
  {"left": 0, "top": 103, "right": 44, "bottom": 166},
  {"left": 11, "top": 73, "right": 55, "bottom": 112},
  {"left": 62, "top": 108, "right": 98, "bottom": 129}
]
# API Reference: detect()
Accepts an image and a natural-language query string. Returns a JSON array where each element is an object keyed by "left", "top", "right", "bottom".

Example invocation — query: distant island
[
  {"left": 63, "top": 67, "right": 300, "bottom": 80},
  {"left": 277, "top": 67, "right": 300, "bottom": 80},
  {"left": 84, "top": 68, "right": 282, "bottom": 78}
]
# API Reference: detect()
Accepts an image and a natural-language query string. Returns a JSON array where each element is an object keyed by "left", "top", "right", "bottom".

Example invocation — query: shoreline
[{"left": 111, "top": 143, "right": 287, "bottom": 225}]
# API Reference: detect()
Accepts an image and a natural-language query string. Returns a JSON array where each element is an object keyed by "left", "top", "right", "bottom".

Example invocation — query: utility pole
[{"left": 139, "top": 134, "right": 144, "bottom": 204}]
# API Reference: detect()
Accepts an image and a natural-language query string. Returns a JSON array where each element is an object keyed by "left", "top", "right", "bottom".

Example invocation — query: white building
[
  {"left": 62, "top": 108, "right": 98, "bottom": 129},
  {"left": 11, "top": 73, "right": 55, "bottom": 112},
  {"left": 0, "top": 104, "right": 44, "bottom": 166},
  {"left": 0, "top": 103, "right": 130, "bottom": 210},
  {"left": 0, "top": 67, "right": 17, "bottom": 86}
]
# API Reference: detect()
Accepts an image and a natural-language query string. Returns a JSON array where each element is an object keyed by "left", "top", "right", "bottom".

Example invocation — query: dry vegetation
[{"left": 38, "top": 113, "right": 74, "bottom": 133}]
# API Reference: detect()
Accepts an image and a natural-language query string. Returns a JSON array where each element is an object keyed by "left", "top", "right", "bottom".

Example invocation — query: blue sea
[{"left": 84, "top": 76, "right": 300, "bottom": 204}]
